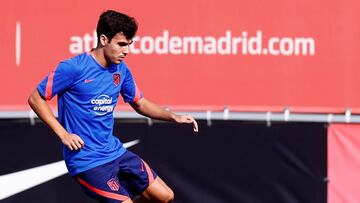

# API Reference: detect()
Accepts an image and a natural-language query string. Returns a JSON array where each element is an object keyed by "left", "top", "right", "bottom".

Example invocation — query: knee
[{"left": 162, "top": 189, "right": 174, "bottom": 203}]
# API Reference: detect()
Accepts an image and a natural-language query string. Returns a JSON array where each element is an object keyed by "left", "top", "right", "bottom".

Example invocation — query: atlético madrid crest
[
  {"left": 107, "top": 178, "right": 120, "bottom": 191},
  {"left": 113, "top": 73, "right": 120, "bottom": 86}
]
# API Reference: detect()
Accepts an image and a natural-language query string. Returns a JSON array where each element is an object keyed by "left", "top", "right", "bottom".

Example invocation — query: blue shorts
[{"left": 74, "top": 150, "right": 158, "bottom": 202}]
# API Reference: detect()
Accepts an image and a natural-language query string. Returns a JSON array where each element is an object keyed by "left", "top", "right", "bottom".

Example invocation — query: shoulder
[
  {"left": 118, "top": 61, "right": 130, "bottom": 71},
  {"left": 57, "top": 53, "right": 90, "bottom": 75},
  {"left": 117, "top": 61, "right": 134, "bottom": 77},
  {"left": 68, "top": 53, "right": 92, "bottom": 69}
]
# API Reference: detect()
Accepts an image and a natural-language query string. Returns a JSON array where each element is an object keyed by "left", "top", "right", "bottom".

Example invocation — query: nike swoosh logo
[
  {"left": 84, "top": 79, "right": 95, "bottom": 83},
  {"left": 0, "top": 139, "right": 140, "bottom": 200}
]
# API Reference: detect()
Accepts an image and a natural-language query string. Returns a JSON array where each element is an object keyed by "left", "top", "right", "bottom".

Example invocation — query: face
[{"left": 101, "top": 32, "right": 133, "bottom": 65}]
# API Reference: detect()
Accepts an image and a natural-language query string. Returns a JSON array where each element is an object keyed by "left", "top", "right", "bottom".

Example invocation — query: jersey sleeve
[
  {"left": 120, "top": 67, "right": 143, "bottom": 103},
  {"left": 37, "top": 61, "right": 78, "bottom": 100}
]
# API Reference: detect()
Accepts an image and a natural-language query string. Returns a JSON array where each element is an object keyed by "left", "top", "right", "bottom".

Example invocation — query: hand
[
  {"left": 61, "top": 133, "right": 85, "bottom": 150},
  {"left": 174, "top": 115, "right": 199, "bottom": 132}
]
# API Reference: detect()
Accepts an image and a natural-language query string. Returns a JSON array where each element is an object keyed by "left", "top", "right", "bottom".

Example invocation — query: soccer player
[{"left": 28, "top": 10, "right": 198, "bottom": 203}]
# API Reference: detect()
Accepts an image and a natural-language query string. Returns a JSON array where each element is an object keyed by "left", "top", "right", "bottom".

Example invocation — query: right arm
[{"left": 28, "top": 89, "right": 84, "bottom": 150}]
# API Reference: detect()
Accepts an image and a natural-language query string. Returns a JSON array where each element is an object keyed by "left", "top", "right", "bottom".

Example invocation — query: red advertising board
[
  {"left": 1, "top": 0, "right": 360, "bottom": 113},
  {"left": 328, "top": 124, "right": 360, "bottom": 203}
]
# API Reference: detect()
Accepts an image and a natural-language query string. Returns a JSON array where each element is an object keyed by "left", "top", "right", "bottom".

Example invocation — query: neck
[{"left": 91, "top": 48, "right": 109, "bottom": 68}]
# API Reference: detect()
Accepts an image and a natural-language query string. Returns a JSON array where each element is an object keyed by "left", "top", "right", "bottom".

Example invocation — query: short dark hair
[{"left": 96, "top": 10, "right": 138, "bottom": 44}]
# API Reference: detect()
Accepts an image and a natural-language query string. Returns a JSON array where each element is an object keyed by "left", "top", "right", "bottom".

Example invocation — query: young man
[{"left": 28, "top": 10, "right": 198, "bottom": 203}]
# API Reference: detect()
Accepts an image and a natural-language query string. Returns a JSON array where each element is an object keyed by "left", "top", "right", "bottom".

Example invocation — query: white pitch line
[{"left": 0, "top": 139, "right": 140, "bottom": 200}]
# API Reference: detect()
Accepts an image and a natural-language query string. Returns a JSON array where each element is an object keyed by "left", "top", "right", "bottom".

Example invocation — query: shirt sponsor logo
[{"left": 91, "top": 94, "right": 114, "bottom": 116}]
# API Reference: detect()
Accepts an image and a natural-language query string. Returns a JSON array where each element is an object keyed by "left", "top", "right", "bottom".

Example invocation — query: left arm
[{"left": 129, "top": 98, "right": 198, "bottom": 132}]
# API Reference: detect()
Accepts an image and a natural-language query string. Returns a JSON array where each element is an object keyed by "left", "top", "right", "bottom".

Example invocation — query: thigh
[
  {"left": 117, "top": 151, "right": 158, "bottom": 198},
  {"left": 140, "top": 176, "right": 174, "bottom": 202},
  {"left": 75, "top": 158, "right": 131, "bottom": 203}
]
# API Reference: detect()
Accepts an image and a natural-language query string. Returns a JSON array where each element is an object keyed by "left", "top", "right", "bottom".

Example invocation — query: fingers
[
  {"left": 192, "top": 119, "right": 199, "bottom": 132},
  {"left": 78, "top": 137, "right": 85, "bottom": 146},
  {"left": 71, "top": 139, "right": 83, "bottom": 150},
  {"left": 185, "top": 116, "right": 198, "bottom": 132},
  {"left": 180, "top": 115, "right": 199, "bottom": 132},
  {"left": 71, "top": 142, "right": 78, "bottom": 150},
  {"left": 64, "top": 134, "right": 84, "bottom": 151},
  {"left": 67, "top": 143, "right": 73, "bottom": 151}
]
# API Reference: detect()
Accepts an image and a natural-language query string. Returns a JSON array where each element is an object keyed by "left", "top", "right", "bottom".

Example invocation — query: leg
[
  {"left": 133, "top": 177, "right": 174, "bottom": 203},
  {"left": 123, "top": 199, "right": 134, "bottom": 203},
  {"left": 74, "top": 156, "right": 133, "bottom": 203},
  {"left": 117, "top": 151, "right": 173, "bottom": 203}
]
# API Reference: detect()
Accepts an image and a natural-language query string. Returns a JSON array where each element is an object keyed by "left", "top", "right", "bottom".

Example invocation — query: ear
[{"left": 100, "top": 34, "right": 108, "bottom": 46}]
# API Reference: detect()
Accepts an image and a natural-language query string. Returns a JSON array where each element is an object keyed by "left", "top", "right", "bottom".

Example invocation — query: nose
[{"left": 123, "top": 45, "right": 130, "bottom": 54}]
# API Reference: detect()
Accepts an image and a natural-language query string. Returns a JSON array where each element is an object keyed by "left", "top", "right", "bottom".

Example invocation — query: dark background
[{"left": 0, "top": 119, "right": 327, "bottom": 203}]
